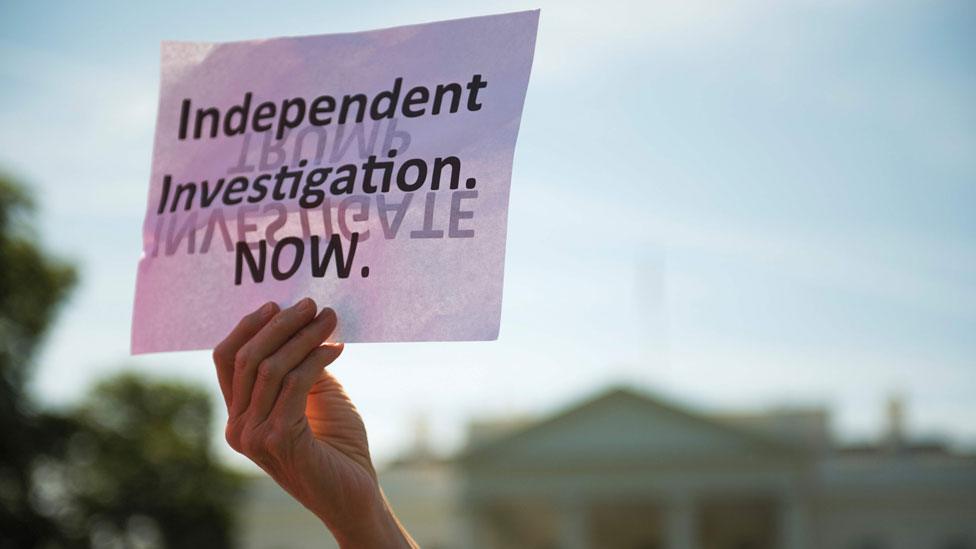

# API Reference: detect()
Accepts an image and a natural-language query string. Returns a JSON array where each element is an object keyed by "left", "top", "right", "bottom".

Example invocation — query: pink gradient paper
[{"left": 131, "top": 11, "right": 539, "bottom": 354}]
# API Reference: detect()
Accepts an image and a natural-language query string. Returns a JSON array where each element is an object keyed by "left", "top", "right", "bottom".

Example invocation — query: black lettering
[
  {"left": 235, "top": 240, "right": 266, "bottom": 284},
  {"left": 330, "top": 164, "right": 357, "bottom": 195},
  {"left": 396, "top": 158, "right": 427, "bottom": 192},
  {"left": 300, "top": 168, "right": 331, "bottom": 208},
  {"left": 194, "top": 107, "right": 220, "bottom": 139},
  {"left": 402, "top": 86, "right": 429, "bottom": 117},
  {"left": 431, "top": 156, "right": 461, "bottom": 190},
  {"left": 248, "top": 174, "right": 270, "bottom": 203},
  {"left": 200, "top": 178, "right": 226, "bottom": 208},
  {"left": 271, "top": 237, "right": 304, "bottom": 280},
  {"left": 171, "top": 182, "right": 197, "bottom": 212},
  {"left": 277, "top": 98, "right": 306, "bottom": 140},
  {"left": 466, "top": 74, "right": 488, "bottom": 111},
  {"left": 339, "top": 94, "right": 367, "bottom": 124},
  {"left": 370, "top": 77, "right": 402, "bottom": 119},
  {"left": 432, "top": 83, "right": 462, "bottom": 114},
  {"left": 253, "top": 101, "right": 276, "bottom": 132},
  {"left": 157, "top": 174, "right": 172, "bottom": 214},
  {"left": 310, "top": 233, "right": 358, "bottom": 279},
  {"left": 310, "top": 95, "right": 335, "bottom": 125},
  {"left": 178, "top": 99, "right": 191, "bottom": 140},
  {"left": 223, "top": 177, "right": 248, "bottom": 205},
  {"left": 224, "top": 92, "right": 252, "bottom": 136}
]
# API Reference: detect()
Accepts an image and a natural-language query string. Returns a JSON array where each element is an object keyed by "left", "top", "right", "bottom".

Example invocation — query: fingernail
[
  {"left": 259, "top": 302, "right": 276, "bottom": 318},
  {"left": 297, "top": 298, "right": 315, "bottom": 313},
  {"left": 321, "top": 307, "right": 336, "bottom": 321}
]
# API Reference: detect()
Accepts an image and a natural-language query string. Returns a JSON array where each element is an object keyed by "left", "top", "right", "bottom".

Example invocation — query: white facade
[{"left": 239, "top": 387, "right": 976, "bottom": 549}]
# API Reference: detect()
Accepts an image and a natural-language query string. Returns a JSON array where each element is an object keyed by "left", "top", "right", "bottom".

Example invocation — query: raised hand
[{"left": 212, "top": 298, "right": 416, "bottom": 548}]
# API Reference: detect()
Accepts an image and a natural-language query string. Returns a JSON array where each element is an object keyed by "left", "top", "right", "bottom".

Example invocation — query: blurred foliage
[
  {"left": 61, "top": 375, "right": 242, "bottom": 549},
  {"left": 0, "top": 174, "right": 81, "bottom": 547},
  {"left": 0, "top": 175, "right": 241, "bottom": 549},
  {"left": 0, "top": 176, "right": 77, "bottom": 391}
]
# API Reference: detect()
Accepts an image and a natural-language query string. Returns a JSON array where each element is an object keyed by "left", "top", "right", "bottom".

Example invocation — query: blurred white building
[{"left": 239, "top": 387, "right": 976, "bottom": 549}]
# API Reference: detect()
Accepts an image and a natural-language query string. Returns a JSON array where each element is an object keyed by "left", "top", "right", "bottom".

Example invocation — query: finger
[
  {"left": 230, "top": 297, "right": 318, "bottom": 418},
  {"left": 246, "top": 307, "right": 337, "bottom": 425},
  {"left": 273, "top": 343, "right": 344, "bottom": 426},
  {"left": 213, "top": 302, "right": 278, "bottom": 411}
]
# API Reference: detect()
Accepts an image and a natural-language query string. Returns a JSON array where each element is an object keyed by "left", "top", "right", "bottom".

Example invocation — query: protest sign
[{"left": 131, "top": 10, "right": 539, "bottom": 353}]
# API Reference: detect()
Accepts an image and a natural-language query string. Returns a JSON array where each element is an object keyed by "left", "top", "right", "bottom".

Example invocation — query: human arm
[{"left": 211, "top": 298, "right": 418, "bottom": 548}]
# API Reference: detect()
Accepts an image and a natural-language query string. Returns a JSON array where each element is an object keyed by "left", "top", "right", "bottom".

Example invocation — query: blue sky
[{"left": 1, "top": 0, "right": 974, "bottom": 463}]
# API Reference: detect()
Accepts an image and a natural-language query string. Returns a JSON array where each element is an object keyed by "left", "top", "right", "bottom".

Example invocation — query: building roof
[{"left": 458, "top": 385, "right": 811, "bottom": 469}]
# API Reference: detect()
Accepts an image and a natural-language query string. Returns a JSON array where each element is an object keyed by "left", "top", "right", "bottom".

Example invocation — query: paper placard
[{"left": 131, "top": 10, "right": 539, "bottom": 353}]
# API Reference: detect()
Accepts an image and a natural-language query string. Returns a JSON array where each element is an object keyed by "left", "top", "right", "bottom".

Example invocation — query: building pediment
[{"left": 461, "top": 387, "right": 803, "bottom": 469}]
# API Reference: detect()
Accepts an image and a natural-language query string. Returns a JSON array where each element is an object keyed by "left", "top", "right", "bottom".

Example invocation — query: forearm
[
  {"left": 213, "top": 301, "right": 418, "bottom": 548},
  {"left": 323, "top": 489, "right": 418, "bottom": 549}
]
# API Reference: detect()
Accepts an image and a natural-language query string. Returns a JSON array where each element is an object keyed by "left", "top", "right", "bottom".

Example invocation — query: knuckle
[
  {"left": 265, "top": 428, "right": 289, "bottom": 454},
  {"left": 281, "top": 370, "right": 305, "bottom": 396},
  {"left": 319, "top": 346, "right": 341, "bottom": 365},
  {"left": 211, "top": 345, "right": 226, "bottom": 365},
  {"left": 239, "top": 429, "right": 265, "bottom": 457},
  {"left": 224, "top": 422, "right": 243, "bottom": 453},
  {"left": 269, "top": 312, "right": 288, "bottom": 328},
  {"left": 304, "top": 318, "right": 327, "bottom": 338},
  {"left": 255, "top": 359, "right": 277, "bottom": 384},
  {"left": 234, "top": 347, "right": 252, "bottom": 372},
  {"left": 247, "top": 308, "right": 265, "bottom": 324}
]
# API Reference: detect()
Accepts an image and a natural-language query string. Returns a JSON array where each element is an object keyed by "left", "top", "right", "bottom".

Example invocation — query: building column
[
  {"left": 557, "top": 497, "right": 589, "bottom": 549},
  {"left": 778, "top": 495, "right": 808, "bottom": 549},
  {"left": 665, "top": 495, "right": 697, "bottom": 549},
  {"left": 458, "top": 500, "right": 486, "bottom": 549}
]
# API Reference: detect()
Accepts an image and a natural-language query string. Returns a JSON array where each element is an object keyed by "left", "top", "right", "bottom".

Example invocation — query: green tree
[
  {"left": 65, "top": 374, "right": 242, "bottom": 549},
  {"left": 0, "top": 174, "right": 80, "bottom": 548},
  {"left": 1, "top": 175, "right": 241, "bottom": 548}
]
